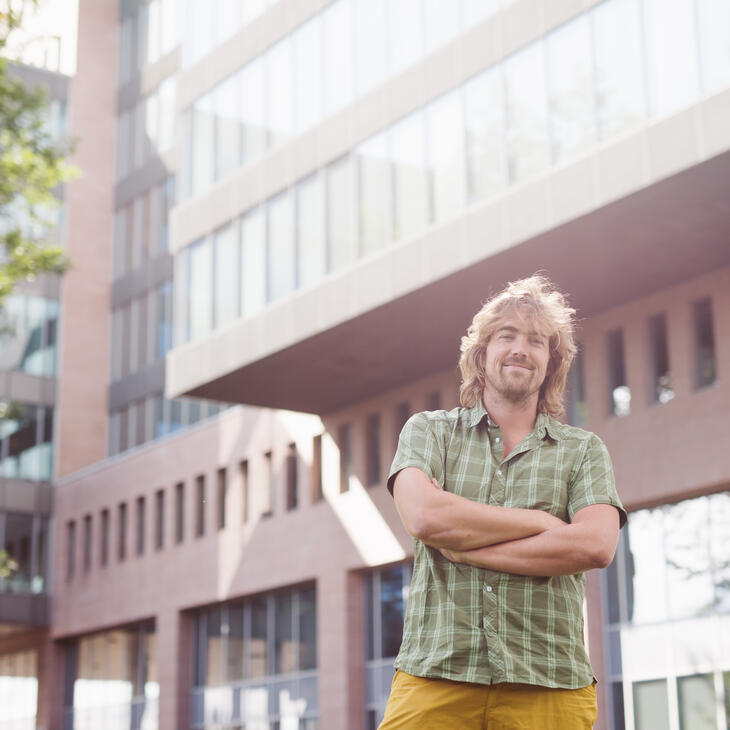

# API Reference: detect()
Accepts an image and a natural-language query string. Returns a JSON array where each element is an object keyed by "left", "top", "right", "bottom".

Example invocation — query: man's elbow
[
  {"left": 402, "top": 506, "right": 438, "bottom": 542},
  {"left": 589, "top": 542, "right": 616, "bottom": 570}
]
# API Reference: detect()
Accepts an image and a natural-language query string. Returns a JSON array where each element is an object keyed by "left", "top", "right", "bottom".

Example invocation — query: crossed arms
[{"left": 392, "top": 467, "right": 620, "bottom": 577}]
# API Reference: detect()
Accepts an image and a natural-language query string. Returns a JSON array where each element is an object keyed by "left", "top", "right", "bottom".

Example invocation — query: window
[
  {"left": 217, "top": 468, "right": 227, "bottom": 530},
  {"left": 426, "top": 90, "right": 465, "bottom": 223},
  {"left": 293, "top": 16, "right": 322, "bottom": 134},
  {"left": 100, "top": 509, "right": 109, "bottom": 567},
  {"left": 547, "top": 15, "right": 595, "bottom": 164},
  {"left": 677, "top": 674, "right": 716, "bottom": 730},
  {"left": 240, "top": 460, "right": 249, "bottom": 523},
  {"left": 296, "top": 173, "right": 326, "bottom": 289},
  {"left": 175, "top": 482, "right": 184, "bottom": 543},
  {"left": 322, "top": 0, "right": 354, "bottom": 116},
  {"left": 240, "top": 207, "right": 266, "bottom": 316},
  {"left": 191, "top": 585, "right": 318, "bottom": 727},
  {"left": 504, "top": 41, "right": 549, "bottom": 183},
  {"left": 195, "top": 475, "right": 205, "bottom": 537},
  {"left": 394, "top": 402, "right": 410, "bottom": 442},
  {"left": 188, "top": 238, "right": 213, "bottom": 341},
  {"left": 311, "top": 435, "right": 323, "bottom": 503},
  {"left": 633, "top": 679, "right": 669, "bottom": 730},
  {"left": 357, "top": 132, "right": 391, "bottom": 256},
  {"left": 239, "top": 57, "right": 266, "bottom": 166},
  {"left": 607, "top": 329, "right": 630, "bottom": 416},
  {"left": 327, "top": 155, "right": 357, "bottom": 271},
  {"left": 286, "top": 443, "right": 298, "bottom": 511},
  {"left": 426, "top": 391, "right": 441, "bottom": 411},
  {"left": 136, "top": 497, "right": 145, "bottom": 555},
  {"left": 365, "top": 565, "right": 412, "bottom": 726},
  {"left": 648, "top": 313, "right": 673, "bottom": 403},
  {"left": 593, "top": 0, "right": 645, "bottom": 140},
  {"left": 567, "top": 348, "right": 587, "bottom": 427},
  {"left": 213, "top": 223, "right": 238, "bottom": 329},
  {"left": 366, "top": 413, "right": 381, "bottom": 486},
  {"left": 693, "top": 298, "right": 716, "bottom": 388},
  {"left": 262, "top": 451, "right": 273, "bottom": 517},
  {"left": 338, "top": 423, "right": 352, "bottom": 493},
  {"left": 391, "top": 110, "right": 429, "bottom": 242},
  {"left": 267, "top": 190, "right": 296, "bottom": 301},
  {"left": 118, "top": 503, "right": 127, "bottom": 561},
  {"left": 265, "top": 38, "right": 294, "bottom": 147},
  {"left": 83, "top": 515, "right": 92, "bottom": 573},
  {"left": 697, "top": 0, "right": 730, "bottom": 94},
  {"left": 155, "top": 489, "right": 164, "bottom": 550},
  {"left": 214, "top": 75, "right": 240, "bottom": 181},
  {"left": 66, "top": 520, "right": 76, "bottom": 580}
]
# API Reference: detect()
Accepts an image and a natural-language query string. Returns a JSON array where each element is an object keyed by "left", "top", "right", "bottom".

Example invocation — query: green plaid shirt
[{"left": 387, "top": 400, "right": 626, "bottom": 689}]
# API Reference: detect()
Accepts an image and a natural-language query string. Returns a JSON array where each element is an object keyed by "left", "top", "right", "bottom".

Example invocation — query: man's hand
[{"left": 392, "top": 467, "right": 567, "bottom": 551}]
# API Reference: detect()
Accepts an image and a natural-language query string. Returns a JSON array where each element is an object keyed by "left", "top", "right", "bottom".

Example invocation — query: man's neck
[{"left": 482, "top": 391, "right": 538, "bottom": 456}]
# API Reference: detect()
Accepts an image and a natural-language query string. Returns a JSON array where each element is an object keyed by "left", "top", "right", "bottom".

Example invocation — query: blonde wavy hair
[{"left": 459, "top": 275, "right": 577, "bottom": 418}]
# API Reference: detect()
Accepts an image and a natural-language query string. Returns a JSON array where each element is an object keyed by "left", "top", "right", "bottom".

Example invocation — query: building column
[
  {"left": 156, "top": 606, "right": 193, "bottom": 730},
  {"left": 318, "top": 569, "right": 365, "bottom": 730},
  {"left": 36, "top": 634, "right": 66, "bottom": 730}
]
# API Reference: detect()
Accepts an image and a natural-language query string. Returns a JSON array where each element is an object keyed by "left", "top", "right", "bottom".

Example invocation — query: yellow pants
[{"left": 379, "top": 670, "right": 597, "bottom": 730}]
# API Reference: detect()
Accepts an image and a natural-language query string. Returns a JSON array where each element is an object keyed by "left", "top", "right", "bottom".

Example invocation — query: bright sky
[{"left": 4, "top": 0, "right": 79, "bottom": 75}]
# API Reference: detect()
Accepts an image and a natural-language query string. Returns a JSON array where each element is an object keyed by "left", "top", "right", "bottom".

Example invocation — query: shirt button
[
  {"left": 486, "top": 586, "right": 493, "bottom": 592},
  {"left": 495, "top": 437, "right": 500, "bottom": 443},
  {"left": 497, "top": 470, "right": 502, "bottom": 476}
]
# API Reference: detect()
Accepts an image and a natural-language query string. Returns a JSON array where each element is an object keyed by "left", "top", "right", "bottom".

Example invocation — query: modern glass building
[{"left": 1, "top": 0, "right": 730, "bottom": 728}]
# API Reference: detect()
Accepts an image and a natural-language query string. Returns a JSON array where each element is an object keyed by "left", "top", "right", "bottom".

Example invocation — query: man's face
[{"left": 483, "top": 313, "right": 551, "bottom": 404}]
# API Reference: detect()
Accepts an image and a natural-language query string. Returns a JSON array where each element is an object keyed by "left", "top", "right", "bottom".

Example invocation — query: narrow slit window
[
  {"left": 607, "top": 329, "right": 630, "bottom": 416},
  {"left": 286, "top": 443, "right": 298, "bottom": 511},
  {"left": 693, "top": 298, "right": 716, "bottom": 388},
  {"left": 648, "top": 313, "right": 673, "bottom": 403}
]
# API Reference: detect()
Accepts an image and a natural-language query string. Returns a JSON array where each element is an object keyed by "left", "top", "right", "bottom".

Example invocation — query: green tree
[
  {"left": 0, "top": 548, "right": 18, "bottom": 579},
  {"left": 0, "top": 0, "right": 74, "bottom": 310}
]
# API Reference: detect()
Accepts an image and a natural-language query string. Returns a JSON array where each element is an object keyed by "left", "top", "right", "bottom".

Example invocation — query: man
[{"left": 381, "top": 275, "right": 626, "bottom": 730}]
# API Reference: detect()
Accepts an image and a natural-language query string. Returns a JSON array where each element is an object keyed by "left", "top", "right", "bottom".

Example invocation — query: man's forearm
[
  {"left": 441, "top": 506, "right": 620, "bottom": 576},
  {"left": 393, "top": 468, "right": 565, "bottom": 550}
]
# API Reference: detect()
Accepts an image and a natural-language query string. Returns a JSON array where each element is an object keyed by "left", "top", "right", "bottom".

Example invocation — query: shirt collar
[{"left": 466, "top": 401, "right": 564, "bottom": 441}]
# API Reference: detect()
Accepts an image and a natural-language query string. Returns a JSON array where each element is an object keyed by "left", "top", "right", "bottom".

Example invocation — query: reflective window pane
[
  {"left": 547, "top": 15, "right": 595, "bottom": 163},
  {"left": 665, "top": 498, "right": 714, "bottom": 620},
  {"left": 424, "top": 0, "right": 460, "bottom": 54},
  {"left": 226, "top": 605, "right": 244, "bottom": 682},
  {"left": 327, "top": 155, "right": 357, "bottom": 271},
  {"left": 275, "top": 592, "right": 294, "bottom": 674},
  {"left": 240, "top": 58, "right": 267, "bottom": 165},
  {"left": 677, "top": 674, "right": 716, "bottom": 730},
  {"left": 697, "top": 0, "right": 730, "bottom": 94},
  {"left": 710, "top": 492, "right": 730, "bottom": 612},
  {"left": 504, "top": 41, "right": 549, "bottom": 182},
  {"left": 391, "top": 110, "right": 429, "bottom": 242},
  {"left": 427, "top": 90, "right": 465, "bottom": 223},
  {"left": 323, "top": 0, "right": 354, "bottom": 117},
  {"left": 626, "top": 507, "right": 668, "bottom": 623},
  {"left": 215, "top": 74, "right": 241, "bottom": 180},
  {"left": 249, "top": 597, "right": 268, "bottom": 678},
  {"left": 191, "top": 92, "right": 215, "bottom": 197},
  {"left": 214, "top": 223, "right": 239, "bottom": 328},
  {"left": 380, "top": 566, "right": 406, "bottom": 658},
  {"left": 265, "top": 38, "right": 294, "bottom": 147},
  {"left": 633, "top": 680, "right": 670, "bottom": 730},
  {"left": 388, "top": 0, "right": 423, "bottom": 75},
  {"left": 267, "top": 190, "right": 296, "bottom": 301},
  {"left": 241, "top": 208, "right": 266, "bottom": 316},
  {"left": 357, "top": 132, "right": 391, "bottom": 256},
  {"left": 355, "top": 0, "right": 387, "bottom": 95},
  {"left": 188, "top": 238, "right": 213, "bottom": 341},
  {"left": 464, "top": 67, "right": 506, "bottom": 202},
  {"left": 293, "top": 19, "right": 322, "bottom": 134},
  {"left": 296, "top": 173, "right": 326, "bottom": 289},
  {"left": 644, "top": 0, "right": 699, "bottom": 118},
  {"left": 298, "top": 587, "right": 317, "bottom": 671}
]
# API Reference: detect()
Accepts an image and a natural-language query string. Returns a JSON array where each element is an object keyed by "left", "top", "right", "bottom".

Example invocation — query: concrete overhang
[{"left": 167, "top": 139, "right": 730, "bottom": 415}]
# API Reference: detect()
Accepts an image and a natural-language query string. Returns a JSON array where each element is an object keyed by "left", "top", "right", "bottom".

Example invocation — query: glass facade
[
  {"left": 191, "top": 585, "right": 317, "bottom": 729},
  {"left": 0, "top": 650, "right": 38, "bottom": 730},
  {"left": 0, "top": 512, "right": 49, "bottom": 595},
  {"left": 0, "top": 404, "right": 53, "bottom": 481},
  {"left": 176, "top": 0, "right": 730, "bottom": 347},
  {"left": 64, "top": 623, "right": 158, "bottom": 730},
  {"left": 0, "top": 295, "right": 59, "bottom": 377},
  {"left": 181, "top": 0, "right": 520, "bottom": 200},
  {"left": 603, "top": 492, "right": 730, "bottom": 730},
  {"left": 364, "top": 565, "right": 411, "bottom": 729}
]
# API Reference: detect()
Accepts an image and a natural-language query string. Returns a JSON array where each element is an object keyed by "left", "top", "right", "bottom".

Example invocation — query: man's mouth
[{"left": 503, "top": 362, "right": 532, "bottom": 371}]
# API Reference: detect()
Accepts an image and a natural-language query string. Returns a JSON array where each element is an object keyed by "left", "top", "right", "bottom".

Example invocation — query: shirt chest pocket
[{"left": 505, "top": 461, "right": 571, "bottom": 518}]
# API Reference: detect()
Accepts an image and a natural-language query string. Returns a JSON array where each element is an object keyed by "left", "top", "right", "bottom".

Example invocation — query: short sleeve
[
  {"left": 568, "top": 433, "right": 627, "bottom": 527},
  {"left": 387, "top": 412, "right": 446, "bottom": 496}
]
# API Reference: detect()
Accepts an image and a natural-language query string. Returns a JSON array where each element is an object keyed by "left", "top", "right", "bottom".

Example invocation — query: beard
[{"left": 488, "top": 362, "right": 542, "bottom": 403}]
